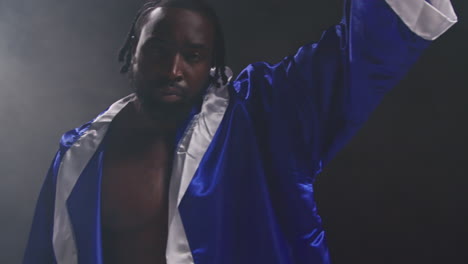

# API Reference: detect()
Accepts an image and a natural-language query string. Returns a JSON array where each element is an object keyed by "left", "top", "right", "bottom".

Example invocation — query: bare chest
[
  {"left": 101, "top": 142, "right": 173, "bottom": 232},
  {"left": 100, "top": 141, "right": 173, "bottom": 264}
]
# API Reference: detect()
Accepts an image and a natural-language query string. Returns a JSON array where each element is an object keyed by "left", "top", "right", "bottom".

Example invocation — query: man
[{"left": 23, "top": 0, "right": 457, "bottom": 263}]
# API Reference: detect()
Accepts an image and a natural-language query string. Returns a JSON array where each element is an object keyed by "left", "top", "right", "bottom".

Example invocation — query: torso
[{"left": 101, "top": 102, "right": 176, "bottom": 264}]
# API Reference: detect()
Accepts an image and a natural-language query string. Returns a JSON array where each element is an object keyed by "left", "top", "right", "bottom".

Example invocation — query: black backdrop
[{"left": 0, "top": 0, "right": 467, "bottom": 263}]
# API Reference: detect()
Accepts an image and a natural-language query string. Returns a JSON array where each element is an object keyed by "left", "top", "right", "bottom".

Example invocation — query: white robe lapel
[
  {"left": 53, "top": 94, "right": 137, "bottom": 264},
  {"left": 166, "top": 68, "right": 232, "bottom": 264}
]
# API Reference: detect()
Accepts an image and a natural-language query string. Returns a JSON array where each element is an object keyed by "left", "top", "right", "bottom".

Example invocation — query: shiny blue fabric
[
  {"left": 180, "top": 1, "right": 429, "bottom": 263},
  {"left": 24, "top": 1, "right": 430, "bottom": 263},
  {"left": 23, "top": 120, "right": 100, "bottom": 264}
]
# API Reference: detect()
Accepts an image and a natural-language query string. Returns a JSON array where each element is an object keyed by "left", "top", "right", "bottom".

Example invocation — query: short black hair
[{"left": 118, "top": 0, "right": 228, "bottom": 85}]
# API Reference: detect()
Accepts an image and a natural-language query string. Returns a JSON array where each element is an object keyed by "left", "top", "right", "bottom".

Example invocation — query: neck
[{"left": 130, "top": 99, "right": 190, "bottom": 137}]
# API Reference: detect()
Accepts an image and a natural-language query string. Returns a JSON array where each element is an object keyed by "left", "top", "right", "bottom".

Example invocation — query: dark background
[{"left": 1, "top": 0, "right": 467, "bottom": 263}]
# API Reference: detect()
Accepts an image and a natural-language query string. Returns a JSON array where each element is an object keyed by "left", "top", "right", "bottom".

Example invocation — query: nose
[{"left": 168, "top": 53, "right": 184, "bottom": 82}]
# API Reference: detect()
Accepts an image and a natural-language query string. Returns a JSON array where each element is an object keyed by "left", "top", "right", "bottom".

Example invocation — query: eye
[{"left": 186, "top": 52, "right": 202, "bottom": 63}]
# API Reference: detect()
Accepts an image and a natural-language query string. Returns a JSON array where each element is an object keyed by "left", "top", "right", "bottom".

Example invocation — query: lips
[
  {"left": 156, "top": 86, "right": 186, "bottom": 103},
  {"left": 161, "top": 88, "right": 183, "bottom": 96}
]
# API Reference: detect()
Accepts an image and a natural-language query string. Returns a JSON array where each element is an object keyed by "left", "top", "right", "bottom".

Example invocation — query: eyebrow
[
  {"left": 146, "top": 37, "right": 210, "bottom": 51},
  {"left": 187, "top": 43, "right": 210, "bottom": 50}
]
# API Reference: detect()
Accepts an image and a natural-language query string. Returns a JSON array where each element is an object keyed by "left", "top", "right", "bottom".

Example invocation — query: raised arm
[{"left": 232, "top": 0, "right": 457, "bottom": 175}]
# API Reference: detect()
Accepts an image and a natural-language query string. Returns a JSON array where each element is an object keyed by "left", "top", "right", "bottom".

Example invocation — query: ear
[
  {"left": 129, "top": 36, "right": 140, "bottom": 70},
  {"left": 210, "top": 55, "right": 216, "bottom": 68},
  {"left": 210, "top": 42, "right": 217, "bottom": 67},
  {"left": 130, "top": 36, "right": 138, "bottom": 61}
]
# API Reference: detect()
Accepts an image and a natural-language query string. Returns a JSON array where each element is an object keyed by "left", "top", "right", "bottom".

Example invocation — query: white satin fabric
[
  {"left": 52, "top": 68, "right": 232, "bottom": 264},
  {"left": 166, "top": 68, "right": 232, "bottom": 264},
  {"left": 53, "top": 94, "right": 136, "bottom": 264},
  {"left": 49, "top": 1, "right": 459, "bottom": 261},
  {"left": 385, "top": 0, "right": 457, "bottom": 40}
]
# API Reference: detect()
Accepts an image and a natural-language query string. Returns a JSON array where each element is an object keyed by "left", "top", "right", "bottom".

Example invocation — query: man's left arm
[{"left": 233, "top": 0, "right": 457, "bottom": 174}]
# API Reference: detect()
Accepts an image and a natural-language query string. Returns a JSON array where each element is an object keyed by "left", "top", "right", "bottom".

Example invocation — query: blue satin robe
[{"left": 23, "top": 0, "right": 457, "bottom": 263}]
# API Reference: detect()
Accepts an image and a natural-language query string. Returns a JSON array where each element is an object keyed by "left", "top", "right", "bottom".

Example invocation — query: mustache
[
  {"left": 131, "top": 73, "right": 191, "bottom": 99},
  {"left": 145, "top": 78, "right": 188, "bottom": 91}
]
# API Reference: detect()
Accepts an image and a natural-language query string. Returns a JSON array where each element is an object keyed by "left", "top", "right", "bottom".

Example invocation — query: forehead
[{"left": 139, "top": 7, "right": 215, "bottom": 47}]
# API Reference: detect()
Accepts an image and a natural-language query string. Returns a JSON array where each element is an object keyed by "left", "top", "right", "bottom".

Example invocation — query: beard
[{"left": 130, "top": 72, "right": 202, "bottom": 123}]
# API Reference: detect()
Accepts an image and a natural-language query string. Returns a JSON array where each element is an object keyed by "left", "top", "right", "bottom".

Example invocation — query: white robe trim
[
  {"left": 385, "top": 0, "right": 458, "bottom": 40},
  {"left": 166, "top": 68, "right": 232, "bottom": 264},
  {"left": 52, "top": 67, "right": 232, "bottom": 264},
  {"left": 53, "top": 94, "right": 136, "bottom": 264}
]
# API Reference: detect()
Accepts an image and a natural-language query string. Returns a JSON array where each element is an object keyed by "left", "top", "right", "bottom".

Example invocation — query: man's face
[{"left": 131, "top": 7, "right": 215, "bottom": 121}]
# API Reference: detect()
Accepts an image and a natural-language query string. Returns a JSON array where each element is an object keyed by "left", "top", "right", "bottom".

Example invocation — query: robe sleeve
[
  {"left": 23, "top": 153, "right": 62, "bottom": 264},
  {"left": 232, "top": 0, "right": 457, "bottom": 175}
]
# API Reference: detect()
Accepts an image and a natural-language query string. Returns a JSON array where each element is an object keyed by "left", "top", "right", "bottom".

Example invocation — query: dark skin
[{"left": 101, "top": 7, "right": 215, "bottom": 264}]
